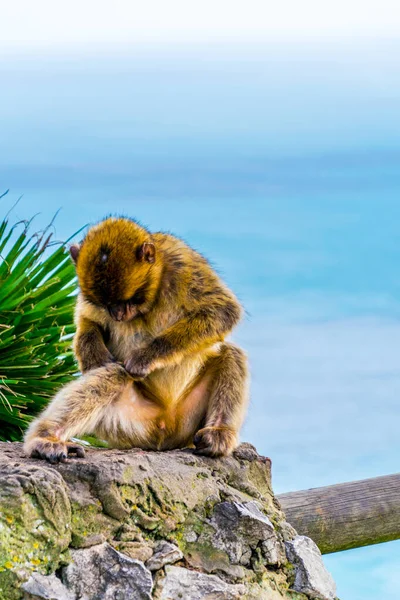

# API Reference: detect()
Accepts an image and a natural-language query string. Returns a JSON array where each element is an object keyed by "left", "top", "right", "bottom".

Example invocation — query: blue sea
[{"left": 1, "top": 39, "right": 400, "bottom": 598}]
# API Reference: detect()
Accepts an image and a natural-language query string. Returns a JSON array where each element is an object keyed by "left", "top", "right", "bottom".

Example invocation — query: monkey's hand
[
  {"left": 193, "top": 425, "right": 238, "bottom": 457},
  {"left": 27, "top": 438, "right": 86, "bottom": 464},
  {"left": 80, "top": 348, "right": 116, "bottom": 373},
  {"left": 124, "top": 350, "right": 153, "bottom": 380}
]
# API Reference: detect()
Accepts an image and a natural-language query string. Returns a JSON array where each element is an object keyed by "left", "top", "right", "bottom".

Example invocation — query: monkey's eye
[{"left": 99, "top": 244, "right": 110, "bottom": 264}]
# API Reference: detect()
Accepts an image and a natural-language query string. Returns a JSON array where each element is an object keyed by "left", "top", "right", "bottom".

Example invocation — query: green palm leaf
[{"left": 0, "top": 206, "right": 79, "bottom": 441}]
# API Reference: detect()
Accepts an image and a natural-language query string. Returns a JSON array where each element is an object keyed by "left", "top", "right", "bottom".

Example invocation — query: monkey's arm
[
  {"left": 74, "top": 316, "right": 114, "bottom": 373},
  {"left": 125, "top": 295, "right": 242, "bottom": 378},
  {"left": 24, "top": 364, "right": 129, "bottom": 462}
]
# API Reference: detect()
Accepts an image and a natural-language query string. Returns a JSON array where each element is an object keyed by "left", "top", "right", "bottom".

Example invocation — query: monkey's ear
[
  {"left": 137, "top": 242, "right": 155, "bottom": 264},
  {"left": 69, "top": 244, "right": 80, "bottom": 264}
]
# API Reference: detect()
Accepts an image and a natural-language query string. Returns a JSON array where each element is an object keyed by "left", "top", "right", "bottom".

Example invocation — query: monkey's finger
[
  {"left": 124, "top": 367, "right": 146, "bottom": 380},
  {"left": 67, "top": 444, "right": 86, "bottom": 458}
]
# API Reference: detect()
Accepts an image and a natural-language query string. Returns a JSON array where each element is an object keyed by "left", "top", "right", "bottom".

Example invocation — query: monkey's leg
[
  {"left": 23, "top": 364, "right": 131, "bottom": 463},
  {"left": 194, "top": 343, "right": 249, "bottom": 457}
]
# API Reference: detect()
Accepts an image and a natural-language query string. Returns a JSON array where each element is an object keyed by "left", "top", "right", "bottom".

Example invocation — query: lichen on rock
[{"left": 0, "top": 442, "right": 337, "bottom": 600}]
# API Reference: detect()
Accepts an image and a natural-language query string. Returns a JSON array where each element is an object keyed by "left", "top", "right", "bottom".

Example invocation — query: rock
[
  {"left": 0, "top": 462, "right": 71, "bottom": 575},
  {"left": 62, "top": 543, "right": 153, "bottom": 600},
  {"left": 146, "top": 541, "right": 183, "bottom": 571},
  {"left": 261, "top": 536, "right": 285, "bottom": 565},
  {"left": 183, "top": 530, "right": 197, "bottom": 543},
  {"left": 285, "top": 536, "right": 337, "bottom": 600},
  {"left": 74, "top": 533, "right": 106, "bottom": 548},
  {"left": 210, "top": 501, "right": 284, "bottom": 566},
  {"left": 0, "top": 442, "right": 337, "bottom": 600},
  {"left": 154, "top": 565, "right": 246, "bottom": 600},
  {"left": 232, "top": 442, "right": 261, "bottom": 462},
  {"left": 279, "top": 520, "right": 297, "bottom": 542},
  {"left": 113, "top": 541, "right": 154, "bottom": 563},
  {"left": 22, "top": 573, "right": 73, "bottom": 600}
]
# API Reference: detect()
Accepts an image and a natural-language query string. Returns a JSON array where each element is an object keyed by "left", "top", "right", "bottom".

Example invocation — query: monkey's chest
[
  {"left": 107, "top": 328, "right": 152, "bottom": 361},
  {"left": 105, "top": 311, "right": 179, "bottom": 363}
]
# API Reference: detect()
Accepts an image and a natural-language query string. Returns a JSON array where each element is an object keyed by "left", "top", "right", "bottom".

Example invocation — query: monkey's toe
[
  {"left": 30, "top": 440, "right": 67, "bottom": 463},
  {"left": 28, "top": 439, "right": 85, "bottom": 463},
  {"left": 67, "top": 443, "right": 86, "bottom": 458},
  {"left": 193, "top": 426, "right": 237, "bottom": 458}
]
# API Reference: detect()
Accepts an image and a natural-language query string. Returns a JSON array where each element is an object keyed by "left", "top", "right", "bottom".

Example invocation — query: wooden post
[{"left": 277, "top": 473, "right": 400, "bottom": 554}]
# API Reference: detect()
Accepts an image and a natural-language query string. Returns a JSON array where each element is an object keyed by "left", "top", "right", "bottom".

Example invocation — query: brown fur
[{"left": 24, "top": 217, "right": 249, "bottom": 461}]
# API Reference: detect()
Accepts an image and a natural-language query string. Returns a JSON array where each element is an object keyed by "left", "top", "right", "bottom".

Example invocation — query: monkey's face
[{"left": 70, "top": 218, "right": 156, "bottom": 322}]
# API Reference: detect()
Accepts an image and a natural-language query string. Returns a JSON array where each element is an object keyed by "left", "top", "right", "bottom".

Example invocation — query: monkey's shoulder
[
  {"left": 154, "top": 232, "right": 211, "bottom": 273},
  {"left": 154, "top": 232, "right": 236, "bottom": 306}
]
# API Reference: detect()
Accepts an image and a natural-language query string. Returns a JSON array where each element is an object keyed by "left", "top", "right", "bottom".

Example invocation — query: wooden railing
[{"left": 277, "top": 473, "right": 400, "bottom": 554}]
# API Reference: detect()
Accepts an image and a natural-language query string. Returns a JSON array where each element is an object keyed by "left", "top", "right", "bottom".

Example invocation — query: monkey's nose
[{"left": 109, "top": 303, "right": 126, "bottom": 321}]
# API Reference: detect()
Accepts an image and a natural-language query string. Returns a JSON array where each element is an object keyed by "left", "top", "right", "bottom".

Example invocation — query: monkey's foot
[
  {"left": 27, "top": 439, "right": 85, "bottom": 464},
  {"left": 193, "top": 426, "right": 238, "bottom": 458}
]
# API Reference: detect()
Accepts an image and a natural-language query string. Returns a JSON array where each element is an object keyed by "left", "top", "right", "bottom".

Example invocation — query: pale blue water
[{"left": 1, "top": 40, "right": 400, "bottom": 598}]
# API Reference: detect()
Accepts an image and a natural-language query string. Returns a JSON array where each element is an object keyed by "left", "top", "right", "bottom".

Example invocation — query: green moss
[
  {"left": 0, "top": 569, "right": 23, "bottom": 600},
  {"left": 121, "top": 465, "right": 134, "bottom": 483},
  {"left": 118, "top": 480, "right": 190, "bottom": 538},
  {"left": 70, "top": 500, "right": 119, "bottom": 548},
  {"left": 0, "top": 476, "right": 71, "bottom": 600},
  {"left": 184, "top": 541, "right": 232, "bottom": 572},
  {"left": 175, "top": 510, "right": 207, "bottom": 541}
]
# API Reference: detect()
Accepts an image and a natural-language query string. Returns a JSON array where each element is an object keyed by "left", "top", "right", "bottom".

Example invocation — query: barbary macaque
[{"left": 24, "top": 217, "right": 249, "bottom": 462}]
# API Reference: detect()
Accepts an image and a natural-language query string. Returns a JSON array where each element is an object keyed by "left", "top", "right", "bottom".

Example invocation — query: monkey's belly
[
  {"left": 97, "top": 368, "right": 212, "bottom": 451},
  {"left": 144, "top": 353, "right": 208, "bottom": 403}
]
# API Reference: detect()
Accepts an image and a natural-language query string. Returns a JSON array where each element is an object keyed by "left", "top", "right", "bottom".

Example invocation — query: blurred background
[{"left": 2, "top": 2, "right": 400, "bottom": 597}]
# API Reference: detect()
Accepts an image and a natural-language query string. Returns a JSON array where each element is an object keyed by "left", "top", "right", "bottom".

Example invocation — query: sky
[
  {"left": 1, "top": 3, "right": 400, "bottom": 599},
  {"left": 3, "top": 0, "right": 400, "bottom": 49}
]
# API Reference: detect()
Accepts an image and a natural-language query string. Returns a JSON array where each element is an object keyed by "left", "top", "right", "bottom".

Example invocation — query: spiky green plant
[{"left": 0, "top": 202, "right": 79, "bottom": 441}]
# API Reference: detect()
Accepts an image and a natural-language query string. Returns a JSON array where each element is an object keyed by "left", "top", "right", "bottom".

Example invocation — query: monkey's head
[{"left": 70, "top": 218, "right": 157, "bottom": 321}]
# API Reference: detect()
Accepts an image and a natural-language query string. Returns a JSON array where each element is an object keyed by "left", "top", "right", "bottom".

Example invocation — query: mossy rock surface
[{"left": 0, "top": 442, "right": 336, "bottom": 600}]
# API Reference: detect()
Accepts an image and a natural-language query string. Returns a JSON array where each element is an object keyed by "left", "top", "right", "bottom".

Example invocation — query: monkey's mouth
[{"left": 108, "top": 302, "right": 140, "bottom": 322}]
